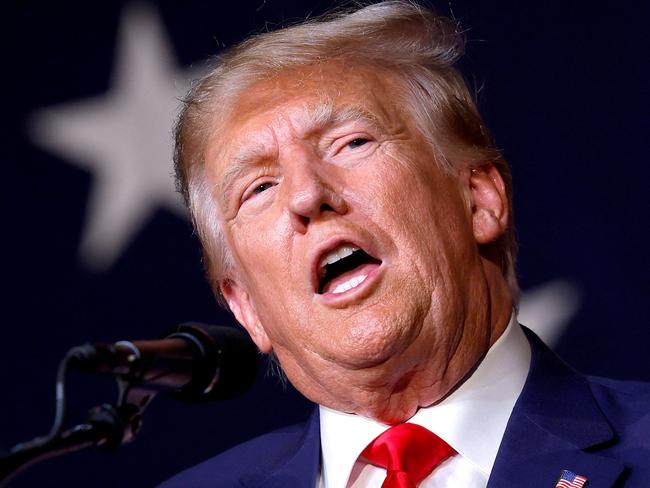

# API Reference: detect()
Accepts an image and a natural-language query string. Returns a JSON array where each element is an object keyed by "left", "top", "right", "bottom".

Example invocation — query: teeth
[
  {"left": 319, "top": 245, "right": 359, "bottom": 269},
  {"left": 332, "top": 274, "right": 367, "bottom": 294}
]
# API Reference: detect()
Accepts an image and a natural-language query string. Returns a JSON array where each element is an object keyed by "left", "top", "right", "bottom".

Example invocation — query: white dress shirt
[{"left": 318, "top": 315, "right": 531, "bottom": 488}]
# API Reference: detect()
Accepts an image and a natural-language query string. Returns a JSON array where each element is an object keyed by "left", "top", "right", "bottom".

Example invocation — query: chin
[{"left": 329, "top": 313, "right": 417, "bottom": 370}]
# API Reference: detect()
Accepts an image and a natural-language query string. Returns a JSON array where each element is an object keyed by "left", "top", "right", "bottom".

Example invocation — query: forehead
[{"left": 204, "top": 62, "right": 405, "bottom": 169}]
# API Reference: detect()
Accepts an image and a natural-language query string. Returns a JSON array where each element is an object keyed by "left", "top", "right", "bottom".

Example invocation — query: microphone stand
[
  {"left": 0, "top": 322, "right": 258, "bottom": 485},
  {"left": 0, "top": 355, "right": 156, "bottom": 486}
]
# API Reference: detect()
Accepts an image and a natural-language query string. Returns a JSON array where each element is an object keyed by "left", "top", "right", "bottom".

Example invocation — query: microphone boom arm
[
  {"left": 0, "top": 323, "right": 258, "bottom": 485},
  {"left": 0, "top": 367, "right": 147, "bottom": 486}
]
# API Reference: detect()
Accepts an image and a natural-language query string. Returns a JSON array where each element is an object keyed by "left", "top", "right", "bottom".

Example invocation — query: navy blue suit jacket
[{"left": 160, "top": 328, "right": 650, "bottom": 487}]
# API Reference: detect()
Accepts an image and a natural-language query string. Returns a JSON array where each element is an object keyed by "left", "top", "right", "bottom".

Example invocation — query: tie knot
[{"left": 361, "top": 423, "right": 455, "bottom": 487}]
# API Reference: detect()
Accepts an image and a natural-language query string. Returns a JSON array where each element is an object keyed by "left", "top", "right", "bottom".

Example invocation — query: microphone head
[{"left": 167, "top": 323, "right": 259, "bottom": 403}]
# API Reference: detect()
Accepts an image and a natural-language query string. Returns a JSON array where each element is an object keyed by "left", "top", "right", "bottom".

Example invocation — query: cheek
[
  {"left": 352, "top": 155, "right": 450, "bottom": 245},
  {"left": 349, "top": 156, "right": 419, "bottom": 224},
  {"left": 231, "top": 205, "right": 287, "bottom": 257},
  {"left": 228, "top": 213, "right": 294, "bottom": 298},
  {"left": 227, "top": 216, "right": 314, "bottom": 340},
  {"left": 352, "top": 155, "right": 475, "bottom": 287}
]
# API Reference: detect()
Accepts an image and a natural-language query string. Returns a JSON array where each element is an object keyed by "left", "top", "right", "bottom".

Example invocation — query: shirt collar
[{"left": 319, "top": 314, "right": 531, "bottom": 487}]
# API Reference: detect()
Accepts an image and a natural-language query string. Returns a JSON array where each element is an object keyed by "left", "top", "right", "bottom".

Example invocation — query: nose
[{"left": 283, "top": 151, "right": 347, "bottom": 233}]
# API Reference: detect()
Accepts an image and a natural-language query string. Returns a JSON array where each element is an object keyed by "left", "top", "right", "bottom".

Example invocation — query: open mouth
[{"left": 317, "top": 243, "right": 382, "bottom": 295}]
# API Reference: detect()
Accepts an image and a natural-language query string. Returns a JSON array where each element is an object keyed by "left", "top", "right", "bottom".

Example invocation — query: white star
[
  {"left": 29, "top": 3, "right": 200, "bottom": 270},
  {"left": 518, "top": 280, "right": 582, "bottom": 346}
]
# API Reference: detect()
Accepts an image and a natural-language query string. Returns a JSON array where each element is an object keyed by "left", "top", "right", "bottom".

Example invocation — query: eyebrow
[
  {"left": 308, "top": 102, "right": 382, "bottom": 133},
  {"left": 217, "top": 102, "right": 383, "bottom": 207},
  {"left": 219, "top": 142, "right": 273, "bottom": 208}
]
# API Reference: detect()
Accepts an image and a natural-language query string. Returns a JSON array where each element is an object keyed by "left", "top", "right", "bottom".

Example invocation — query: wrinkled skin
[{"left": 204, "top": 62, "right": 513, "bottom": 424}]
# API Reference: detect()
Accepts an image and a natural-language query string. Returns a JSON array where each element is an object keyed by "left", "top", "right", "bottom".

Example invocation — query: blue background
[{"left": 3, "top": 1, "right": 649, "bottom": 486}]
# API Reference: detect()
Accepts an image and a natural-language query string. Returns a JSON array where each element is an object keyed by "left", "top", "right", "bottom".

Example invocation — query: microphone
[{"left": 67, "top": 323, "right": 259, "bottom": 402}]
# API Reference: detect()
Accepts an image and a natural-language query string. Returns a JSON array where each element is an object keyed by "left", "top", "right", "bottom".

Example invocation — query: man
[{"left": 162, "top": 2, "right": 649, "bottom": 487}]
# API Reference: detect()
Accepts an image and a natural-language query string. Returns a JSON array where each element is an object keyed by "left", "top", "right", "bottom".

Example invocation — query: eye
[
  {"left": 252, "top": 182, "right": 274, "bottom": 195},
  {"left": 241, "top": 179, "right": 276, "bottom": 206},
  {"left": 346, "top": 137, "right": 370, "bottom": 149},
  {"left": 329, "top": 133, "right": 376, "bottom": 166}
]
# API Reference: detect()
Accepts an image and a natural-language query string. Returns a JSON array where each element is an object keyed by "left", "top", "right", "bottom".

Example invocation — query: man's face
[{"left": 205, "top": 63, "right": 506, "bottom": 421}]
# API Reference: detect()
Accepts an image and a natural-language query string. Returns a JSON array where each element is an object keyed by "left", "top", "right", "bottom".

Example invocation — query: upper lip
[{"left": 309, "top": 234, "right": 379, "bottom": 294}]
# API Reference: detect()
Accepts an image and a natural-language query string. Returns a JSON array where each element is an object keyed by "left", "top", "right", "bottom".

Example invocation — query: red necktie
[{"left": 360, "top": 423, "right": 455, "bottom": 488}]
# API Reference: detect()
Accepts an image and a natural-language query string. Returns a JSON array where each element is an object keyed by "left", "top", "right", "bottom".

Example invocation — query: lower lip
[{"left": 315, "top": 262, "right": 383, "bottom": 306}]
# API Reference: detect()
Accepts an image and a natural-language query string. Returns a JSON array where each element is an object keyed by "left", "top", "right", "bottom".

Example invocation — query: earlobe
[
  {"left": 468, "top": 163, "right": 509, "bottom": 244},
  {"left": 220, "top": 279, "right": 273, "bottom": 353}
]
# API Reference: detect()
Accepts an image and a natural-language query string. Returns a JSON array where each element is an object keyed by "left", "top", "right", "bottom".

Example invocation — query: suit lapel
[
  {"left": 488, "top": 328, "right": 625, "bottom": 487},
  {"left": 241, "top": 408, "right": 321, "bottom": 488},
  {"left": 237, "top": 328, "right": 628, "bottom": 487}
]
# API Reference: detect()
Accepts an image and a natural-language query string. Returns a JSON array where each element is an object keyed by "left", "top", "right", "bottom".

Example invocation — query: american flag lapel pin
[{"left": 555, "top": 469, "right": 588, "bottom": 488}]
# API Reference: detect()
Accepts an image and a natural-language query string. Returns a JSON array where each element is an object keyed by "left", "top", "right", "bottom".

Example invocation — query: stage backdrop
[{"left": 3, "top": 1, "right": 649, "bottom": 486}]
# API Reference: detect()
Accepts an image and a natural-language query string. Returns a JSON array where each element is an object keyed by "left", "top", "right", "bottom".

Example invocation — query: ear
[
  {"left": 468, "top": 163, "right": 509, "bottom": 244},
  {"left": 220, "top": 278, "right": 273, "bottom": 353}
]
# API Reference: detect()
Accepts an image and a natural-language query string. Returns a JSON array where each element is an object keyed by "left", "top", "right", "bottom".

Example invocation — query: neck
[
  {"left": 278, "top": 266, "right": 514, "bottom": 425},
  {"left": 356, "top": 271, "right": 513, "bottom": 424}
]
